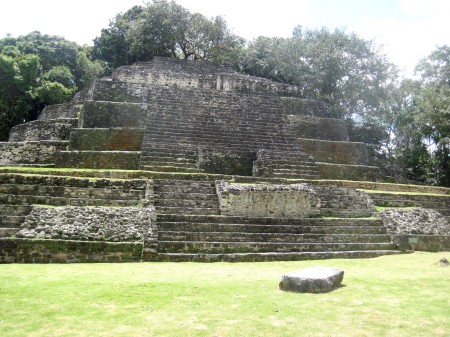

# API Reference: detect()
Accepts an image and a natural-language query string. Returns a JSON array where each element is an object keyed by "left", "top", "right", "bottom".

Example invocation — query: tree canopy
[
  {"left": 93, "top": 0, "right": 244, "bottom": 68},
  {"left": 0, "top": 31, "right": 107, "bottom": 140}
]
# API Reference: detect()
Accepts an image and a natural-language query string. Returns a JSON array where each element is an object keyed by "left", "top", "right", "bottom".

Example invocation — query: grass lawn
[{"left": 0, "top": 252, "right": 449, "bottom": 337}]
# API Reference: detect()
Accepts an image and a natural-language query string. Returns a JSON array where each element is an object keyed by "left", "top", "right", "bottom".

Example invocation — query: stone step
[
  {"left": 144, "top": 142, "right": 302, "bottom": 154},
  {"left": 157, "top": 214, "right": 385, "bottom": 226},
  {"left": 157, "top": 222, "right": 387, "bottom": 234},
  {"left": 154, "top": 192, "right": 217, "bottom": 201},
  {"left": 0, "top": 228, "right": 19, "bottom": 238},
  {"left": 149, "top": 250, "right": 402, "bottom": 262},
  {"left": 154, "top": 198, "right": 219, "bottom": 208},
  {"left": 272, "top": 169, "right": 319, "bottom": 177},
  {"left": 147, "top": 132, "right": 298, "bottom": 147},
  {"left": 271, "top": 172, "right": 320, "bottom": 179},
  {"left": 0, "top": 215, "right": 27, "bottom": 227},
  {"left": 158, "top": 231, "right": 391, "bottom": 243},
  {"left": 154, "top": 180, "right": 216, "bottom": 189},
  {"left": 0, "top": 184, "right": 143, "bottom": 200},
  {"left": 139, "top": 156, "right": 198, "bottom": 165},
  {"left": 140, "top": 161, "right": 198, "bottom": 169},
  {"left": 266, "top": 162, "right": 318, "bottom": 168},
  {"left": 371, "top": 197, "right": 450, "bottom": 209},
  {"left": 142, "top": 139, "right": 303, "bottom": 151},
  {"left": 140, "top": 165, "right": 199, "bottom": 173},
  {"left": 157, "top": 241, "right": 397, "bottom": 254},
  {"left": 0, "top": 194, "right": 138, "bottom": 207},
  {"left": 156, "top": 206, "right": 220, "bottom": 215},
  {"left": 0, "top": 204, "right": 32, "bottom": 215}
]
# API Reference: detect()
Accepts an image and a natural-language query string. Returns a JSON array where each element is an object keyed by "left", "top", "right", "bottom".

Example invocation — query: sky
[{"left": 0, "top": 0, "right": 449, "bottom": 78}]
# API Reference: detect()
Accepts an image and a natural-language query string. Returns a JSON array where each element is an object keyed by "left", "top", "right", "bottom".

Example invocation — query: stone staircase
[
  {"left": 142, "top": 178, "right": 399, "bottom": 262},
  {"left": 253, "top": 149, "right": 319, "bottom": 179},
  {"left": 0, "top": 204, "right": 32, "bottom": 238},
  {"left": 153, "top": 179, "right": 220, "bottom": 215},
  {"left": 140, "top": 86, "right": 321, "bottom": 177},
  {"left": 153, "top": 214, "right": 397, "bottom": 262}
]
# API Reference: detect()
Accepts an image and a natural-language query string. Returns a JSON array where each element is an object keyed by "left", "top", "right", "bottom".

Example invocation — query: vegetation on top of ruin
[{"left": 0, "top": 0, "right": 448, "bottom": 186}]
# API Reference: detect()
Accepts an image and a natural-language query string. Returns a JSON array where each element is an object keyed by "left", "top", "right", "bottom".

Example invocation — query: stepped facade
[{"left": 0, "top": 57, "right": 448, "bottom": 262}]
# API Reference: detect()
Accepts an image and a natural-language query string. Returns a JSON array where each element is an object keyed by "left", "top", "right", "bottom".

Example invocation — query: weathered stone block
[
  {"left": 316, "top": 162, "right": 382, "bottom": 181},
  {"left": 279, "top": 267, "right": 344, "bottom": 293},
  {"left": 216, "top": 181, "right": 320, "bottom": 218},
  {"left": 68, "top": 128, "right": 143, "bottom": 151},
  {"left": 55, "top": 151, "right": 140, "bottom": 170},
  {"left": 80, "top": 101, "right": 147, "bottom": 129},
  {"left": 16, "top": 206, "right": 156, "bottom": 242},
  {"left": 287, "top": 116, "right": 349, "bottom": 141},
  {"left": 299, "top": 138, "right": 372, "bottom": 165}
]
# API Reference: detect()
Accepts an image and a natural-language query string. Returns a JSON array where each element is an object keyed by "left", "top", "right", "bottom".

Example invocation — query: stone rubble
[{"left": 377, "top": 207, "right": 449, "bottom": 235}]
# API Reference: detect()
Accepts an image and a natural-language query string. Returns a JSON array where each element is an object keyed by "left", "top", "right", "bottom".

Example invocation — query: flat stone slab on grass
[{"left": 279, "top": 267, "right": 344, "bottom": 293}]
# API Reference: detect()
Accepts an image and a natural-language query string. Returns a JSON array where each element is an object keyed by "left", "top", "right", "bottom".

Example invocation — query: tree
[
  {"left": 386, "top": 47, "right": 450, "bottom": 186},
  {"left": 413, "top": 46, "right": 450, "bottom": 186},
  {"left": 0, "top": 53, "right": 39, "bottom": 140},
  {"left": 0, "top": 32, "right": 107, "bottom": 140},
  {"left": 240, "top": 27, "right": 398, "bottom": 121},
  {"left": 92, "top": 0, "right": 244, "bottom": 68}
]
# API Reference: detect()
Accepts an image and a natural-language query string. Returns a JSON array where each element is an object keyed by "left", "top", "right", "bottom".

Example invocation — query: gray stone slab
[{"left": 279, "top": 266, "right": 344, "bottom": 293}]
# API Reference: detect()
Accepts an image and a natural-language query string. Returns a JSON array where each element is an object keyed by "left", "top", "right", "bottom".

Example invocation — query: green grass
[{"left": 1, "top": 253, "right": 449, "bottom": 337}]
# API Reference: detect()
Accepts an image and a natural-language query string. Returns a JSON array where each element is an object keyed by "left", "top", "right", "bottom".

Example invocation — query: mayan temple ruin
[{"left": 0, "top": 57, "right": 448, "bottom": 262}]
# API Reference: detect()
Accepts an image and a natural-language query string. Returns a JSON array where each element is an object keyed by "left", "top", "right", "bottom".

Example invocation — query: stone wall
[
  {"left": 287, "top": 116, "right": 349, "bottom": 141},
  {"left": 315, "top": 185, "right": 376, "bottom": 217},
  {"left": 218, "top": 73, "right": 304, "bottom": 97},
  {"left": 0, "top": 173, "right": 149, "bottom": 206},
  {"left": 316, "top": 162, "right": 382, "bottom": 181},
  {"left": 16, "top": 206, "right": 156, "bottom": 242},
  {"left": 152, "top": 56, "right": 234, "bottom": 75},
  {"left": 0, "top": 238, "right": 143, "bottom": 263},
  {"left": 216, "top": 181, "right": 320, "bottom": 218},
  {"left": 395, "top": 235, "right": 449, "bottom": 252},
  {"left": 377, "top": 208, "right": 449, "bottom": 235},
  {"left": 80, "top": 101, "right": 148, "bottom": 129},
  {"left": 38, "top": 103, "right": 77, "bottom": 120},
  {"left": 90, "top": 80, "right": 149, "bottom": 103},
  {"left": 0, "top": 141, "right": 66, "bottom": 165},
  {"left": 111, "top": 57, "right": 234, "bottom": 88},
  {"left": 56, "top": 151, "right": 141, "bottom": 170},
  {"left": 68, "top": 129, "right": 143, "bottom": 151},
  {"left": 9, "top": 119, "right": 78, "bottom": 142},
  {"left": 298, "top": 138, "right": 373, "bottom": 165}
]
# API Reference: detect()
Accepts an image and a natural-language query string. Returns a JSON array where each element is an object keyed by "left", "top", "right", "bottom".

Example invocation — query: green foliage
[
  {"left": 92, "top": 0, "right": 244, "bottom": 68},
  {"left": 389, "top": 46, "right": 450, "bottom": 186},
  {"left": 241, "top": 27, "right": 397, "bottom": 121},
  {"left": 0, "top": 53, "right": 40, "bottom": 140},
  {"left": 34, "top": 81, "right": 75, "bottom": 105},
  {"left": 0, "top": 32, "right": 107, "bottom": 140}
]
